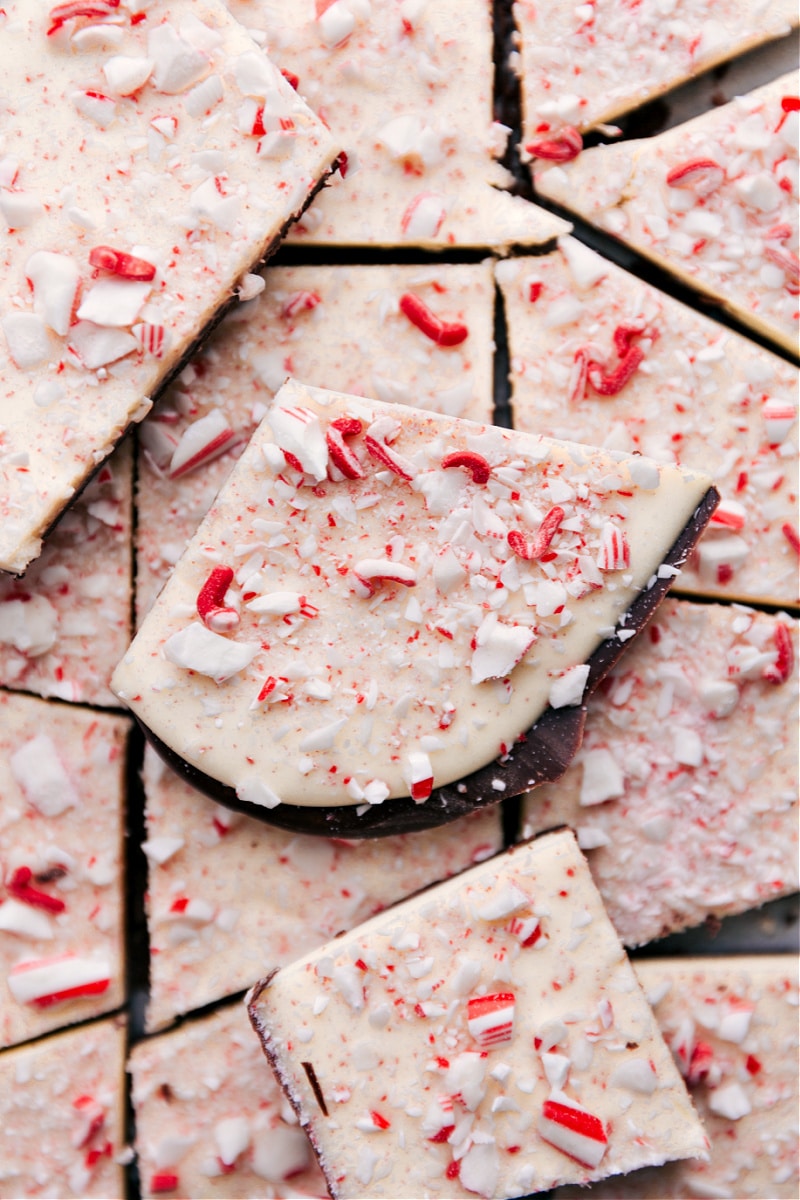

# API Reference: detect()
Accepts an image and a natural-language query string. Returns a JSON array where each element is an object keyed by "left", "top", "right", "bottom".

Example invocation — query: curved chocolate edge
[
  {"left": 139, "top": 485, "right": 719, "bottom": 838},
  {"left": 1, "top": 163, "right": 340, "bottom": 580}
]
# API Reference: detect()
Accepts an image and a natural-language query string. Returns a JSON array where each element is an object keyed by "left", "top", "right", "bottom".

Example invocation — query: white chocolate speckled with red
[
  {"left": 535, "top": 75, "right": 799, "bottom": 356},
  {"left": 555, "top": 956, "right": 799, "bottom": 1200},
  {"left": 497, "top": 239, "right": 799, "bottom": 608},
  {"left": 135, "top": 261, "right": 496, "bottom": 621},
  {"left": 522, "top": 599, "right": 798, "bottom": 947},
  {"left": 514, "top": 0, "right": 797, "bottom": 145},
  {"left": 248, "top": 829, "right": 709, "bottom": 1199},
  {"left": 0, "top": 1016, "right": 127, "bottom": 1199},
  {"left": 113, "top": 378, "right": 713, "bottom": 814},
  {"left": 0, "top": 692, "right": 130, "bottom": 1048},
  {"left": 0, "top": 439, "right": 133, "bottom": 706},
  {"left": 130, "top": 1001, "right": 328, "bottom": 1199},
  {"left": 142, "top": 745, "right": 502, "bottom": 1031},
  {"left": 224, "top": 0, "right": 569, "bottom": 249},
  {"left": 0, "top": 0, "right": 340, "bottom": 575}
]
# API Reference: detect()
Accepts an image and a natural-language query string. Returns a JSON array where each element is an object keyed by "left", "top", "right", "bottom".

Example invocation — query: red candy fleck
[
  {"left": 429, "top": 1124, "right": 455, "bottom": 1143},
  {"left": 665, "top": 158, "right": 725, "bottom": 194},
  {"left": 281, "top": 290, "right": 321, "bottom": 320},
  {"left": 89, "top": 245, "right": 157, "bottom": 281},
  {"left": 587, "top": 345, "right": 644, "bottom": 396},
  {"left": 398, "top": 292, "right": 468, "bottom": 346},
  {"left": 280, "top": 67, "right": 300, "bottom": 90},
  {"left": 47, "top": 0, "right": 119, "bottom": 36},
  {"left": 34, "top": 978, "right": 110, "bottom": 1008},
  {"left": 150, "top": 1173, "right": 180, "bottom": 1194},
  {"left": 364, "top": 433, "right": 415, "bottom": 481},
  {"left": 781, "top": 522, "right": 800, "bottom": 554},
  {"left": 440, "top": 450, "right": 491, "bottom": 485},
  {"left": 746, "top": 1054, "right": 762, "bottom": 1075},
  {"left": 369, "top": 1110, "right": 391, "bottom": 1129},
  {"left": 507, "top": 505, "right": 565, "bottom": 562},
  {"left": 687, "top": 1040, "right": 714, "bottom": 1085},
  {"left": 8, "top": 867, "right": 66, "bottom": 914},
  {"left": 541, "top": 1098, "right": 607, "bottom": 1145},
  {"left": 445, "top": 1161, "right": 460, "bottom": 1180},
  {"left": 763, "top": 621, "right": 793, "bottom": 686},
  {"left": 781, "top": 96, "right": 800, "bottom": 111},
  {"left": 526, "top": 125, "right": 583, "bottom": 161}
]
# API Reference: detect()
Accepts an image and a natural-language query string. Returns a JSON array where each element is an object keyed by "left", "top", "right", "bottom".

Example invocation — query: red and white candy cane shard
[
  {"left": 709, "top": 499, "right": 746, "bottom": 530},
  {"left": 507, "top": 914, "right": 542, "bottom": 947},
  {"left": 587, "top": 345, "right": 644, "bottom": 396},
  {"left": 196, "top": 565, "right": 239, "bottom": 632},
  {"left": 403, "top": 750, "right": 434, "bottom": 803},
  {"left": 665, "top": 158, "right": 725, "bottom": 195},
  {"left": 357, "top": 1110, "right": 392, "bottom": 1132},
  {"left": 132, "top": 322, "right": 168, "bottom": 358},
  {"left": 440, "top": 450, "right": 491, "bottom": 484},
  {"left": 8, "top": 866, "right": 66, "bottom": 913},
  {"left": 47, "top": 0, "right": 119, "bottom": 36},
  {"left": 686, "top": 1040, "right": 715, "bottom": 1085},
  {"left": 399, "top": 292, "right": 469, "bottom": 347},
  {"left": 507, "top": 505, "right": 565, "bottom": 562},
  {"left": 597, "top": 521, "right": 630, "bottom": 571},
  {"left": 538, "top": 1099, "right": 608, "bottom": 1168},
  {"left": 467, "top": 992, "right": 516, "bottom": 1047},
  {"left": 354, "top": 558, "right": 417, "bottom": 597},
  {"left": 364, "top": 429, "right": 417, "bottom": 481},
  {"left": 525, "top": 125, "right": 583, "bottom": 162},
  {"left": 169, "top": 417, "right": 238, "bottom": 479},
  {"left": 281, "top": 290, "right": 322, "bottom": 319},
  {"left": 764, "top": 246, "right": 800, "bottom": 285},
  {"left": 89, "top": 245, "right": 157, "bottom": 281},
  {"left": 326, "top": 416, "right": 364, "bottom": 479},
  {"left": 400, "top": 192, "right": 446, "bottom": 240},
  {"left": 763, "top": 621, "right": 794, "bottom": 685},
  {"left": 613, "top": 323, "right": 658, "bottom": 357},
  {"left": 8, "top": 953, "right": 111, "bottom": 1007}
]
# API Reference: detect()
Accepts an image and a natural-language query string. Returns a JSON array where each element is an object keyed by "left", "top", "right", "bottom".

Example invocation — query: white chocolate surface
[
  {"left": 136, "top": 261, "right": 496, "bottom": 620},
  {"left": 130, "top": 1001, "right": 329, "bottom": 1199},
  {"left": 114, "top": 379, "right": 713, "bottom": 812},
  {"left": 0, "top": 439, "right": 133, "bottom": 705},
  {"left": 142, "top": 746, "right": 502, "bottom": 1031},
  {"left": 0, "top": 692, "right": 130, "bottom": 1048},
  {"left": 497, "top": 239, "right": 799, "bottom": 608},
  {"left": 514, "top": 0, "right": 797, "bottom": 139},
  {"left": 556, "top": 956, "right": 800, "bottom": 1200},
  {"left": 248, "top": 829, "right": 709, "bottom": 1198},
  {"left": 224, "top": 0, "right": 568, "bottom": 248},
  {"left": 536, "top": 74, "right": 799, "bottom": 356},
  {"left": 0, "top": 0, "right": 339, "bottom": 574},
  {"left": 522, "top": 599, "right": 798, "bottom": 946},
  {"left": 0, "top": 1016, "right": 127, "bottom": 1199}
]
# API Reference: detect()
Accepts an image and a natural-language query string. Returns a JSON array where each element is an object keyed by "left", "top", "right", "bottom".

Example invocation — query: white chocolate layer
[
  {"left": 0, "top": 1016, "right": 127, "bottom": 1199},
  {"left": 0, "top": 439, "right": 133, "bottom": 705},
  {"left": 114, "top": 379, "right": 713, "bottom": 811},
  {"left": 225, "top": 0, "right": 568, "bottom": 248},
  {"left": 536, "top": 75, "right": 799, "bottom": 356},
  {"left": 0, "top": 691, "right": 130, "bottom": 1048},
  {"left": 522, "top": 599, "right": 798, "bottom": 946},
  {"left": 136, "top": 261, "right": 496, "bottom": 620},
  {"left": 248, "top": 829, "right": 709, "bottom": 1198},
  {"left": 555, "top": 956, "right": 799, "bottom": 1200},
  {"left": 130, "top": 1000, "right": 329, "bottom": 1199},
  {"left": 142, "top": 746, "right": 502, "bottom": 1030},
  {"left": 0, "top": 0, "right": 340, "bottom": 574},
  {"left": 514, "top": 0, "right": 797, "bottom": 139},
  {"left": 497, "top": 239, "right": 799, "bottom": 608}
]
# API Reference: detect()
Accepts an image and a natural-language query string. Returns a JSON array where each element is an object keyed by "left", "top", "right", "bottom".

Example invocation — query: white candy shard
[
  {"left": 163, "top": 622, "right": 259, "bottom": 683},
  {"left": 9, "top": 735, "right": 79, "bottom": 817},
  {"left": 471, "top": 620, "right": 535, "bottom": 684},
  {"left": 25, "top": 251, "right": 80, "bottom": 337},
  {"left": 268, "top": 405, "right": 329, "bottom": 481}
]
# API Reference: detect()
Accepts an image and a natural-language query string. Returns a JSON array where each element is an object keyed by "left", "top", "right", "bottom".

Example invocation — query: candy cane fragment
[
  {"left": 440, "top": 451, "right": 491, "bottom": 484},
  {"left": 507, "top": 505, "right": 565, "bottom": 561},
  {"left": 665, "top": 158, "right": 725, "bottom": 195},
  {"left": 399, "top": 292, "right": 468, "bottom": 347},
  {"left": 196, "top": 565, "right": 239, "bottom": 633},
  {"left": 537, "top": 1098, "right": 608, "bottom": 1167},
  {"left": 89, "top": 245, "right": 157, "bottom": 281},
  {"left": 526, "top": 125, "right": 583, "bottom": 162},
  {"left": 467, "top": 992, "right": 516, "bottom": 1047}
]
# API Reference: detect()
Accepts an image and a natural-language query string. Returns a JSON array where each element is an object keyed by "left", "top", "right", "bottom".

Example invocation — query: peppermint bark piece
[
  {"left": 0, "top": 1016, "right": 127, "bottom": 1199},
  {"left": 522, "top": 599, "right": 798, "bottom": 946},
  {"left": 497, "top": 239, "right": 799, "bottom": 607},
  {"left": 142, "top": 746, "right": 501, "bottom": 1030},
  {"left": 514, "top": 0, "right": 797, "bottom": 148},
  {"left": 225, "top": 0, "right": 568, "bottom": 249},
  {"left": 247, "top": 829, "right": 709, "bottom": 1199},
  {"left": 130, "top": 1000, "right": 329, "bottom": 1198},
  {"left": 113, "top": 379, "right": 716, "bottom": 836},
  {"left": 136, "top": 261, "right": 497, "bottom": 620},
  {"left": 0, "top": 0, "right": 340, "bottom": 575},
  {"left": 0, "top": 692, "right": 130, "bottom": 1048},
  {"left": 535, "top": 75, "right": 799, "bottom": 356},
  {"left": 555, "top": 956, "right": 799, "bottom": 1200},
  {"left": 0, "top": 439, "right": 133, "bottom": 705}
]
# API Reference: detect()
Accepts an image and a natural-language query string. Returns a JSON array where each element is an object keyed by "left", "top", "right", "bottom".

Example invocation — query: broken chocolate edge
[{"left": 135, "top": 486, "right": 720, "bottom": 838}]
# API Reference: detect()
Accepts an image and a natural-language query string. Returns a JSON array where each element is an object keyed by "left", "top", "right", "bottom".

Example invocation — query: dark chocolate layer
[{"left": 136, "top": 486, "right": 719, "bottom": 838}]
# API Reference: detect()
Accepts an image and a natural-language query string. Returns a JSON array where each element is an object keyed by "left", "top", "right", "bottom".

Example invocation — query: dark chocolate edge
[
  {"left": 1, "top": 161, "right": 341, "bottom": 580},
  {"left": 135, "top": 485, "right": 720, "bottom": 838},
  {"left": 246, "top": 973, "right": 339, "bottom": 1200}
]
